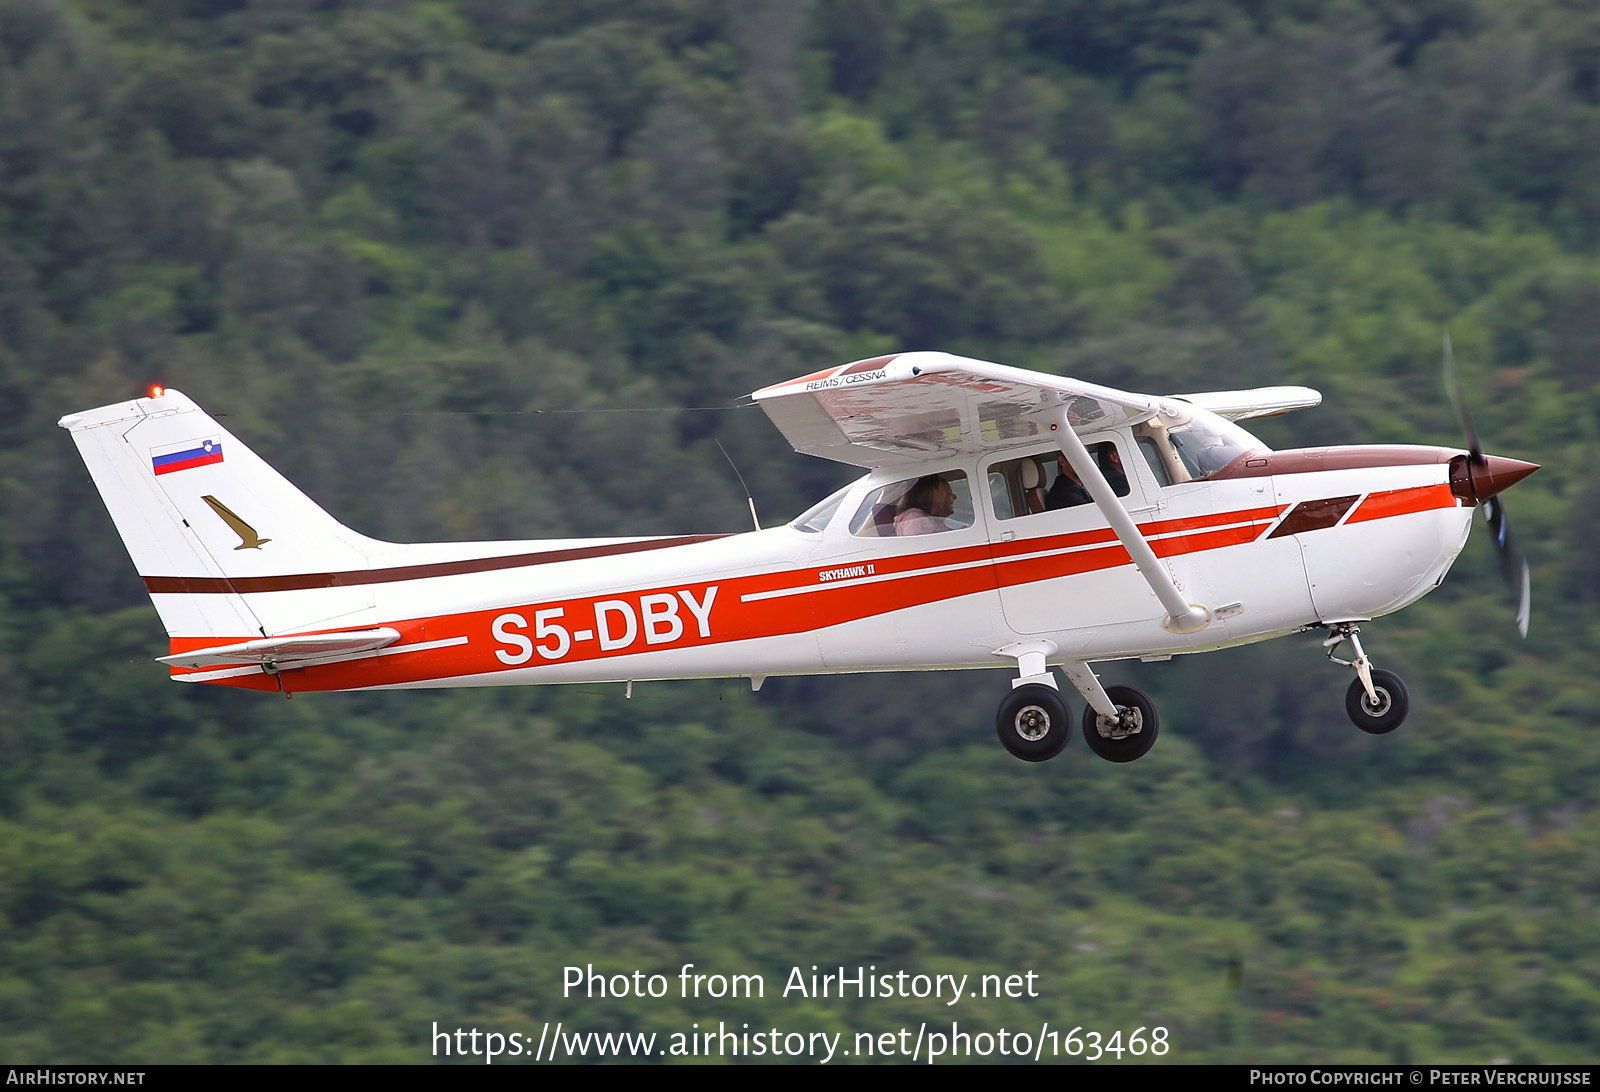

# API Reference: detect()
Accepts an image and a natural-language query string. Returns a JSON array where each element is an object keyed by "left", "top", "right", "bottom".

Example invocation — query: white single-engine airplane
[{"left": 61, "top": 349, "right": 1536, "bottom": 762}]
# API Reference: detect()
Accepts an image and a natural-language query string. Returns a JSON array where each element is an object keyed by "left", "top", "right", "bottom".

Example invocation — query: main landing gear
[
  {"left": 993, "top": 643, "right": 1159, "bottom": 763},
  {"left": 996, "top": 684, "right": 1071, "bottom": 762},
  {"left": 1080, "top": 685, "right": 1160, "bottom": 763},
  {"left": 1325, "top": 623, "right": 1409, "bottom": 734}
]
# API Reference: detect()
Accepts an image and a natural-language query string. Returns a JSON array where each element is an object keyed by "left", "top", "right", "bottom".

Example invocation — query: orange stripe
[
  {"left": 984, "top": 504, "right": 1284, "bottom": 564},
  {"left": 993, "top": 543, "right": 1129, "bottom": 590},
  {"left": 179, "top": 496, "right": 1414, "bottom": 693},
  {"left": 1150, "top": 522, "right": 1275, "bottom": 559},
  {"left": 1138, "top": 504, "right": 1283, "bottom": 539},
  {"left": 1345, "top": 484, "right": 1457, "bottom": 525}
]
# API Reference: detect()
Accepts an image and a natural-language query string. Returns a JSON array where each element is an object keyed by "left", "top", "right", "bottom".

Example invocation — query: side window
[
  {"left": 849, "top": 470, "right": 974, "bottom": 537},
  {"left": 988, "top": 442, "right": 1130, "bottom": 519},
  {"left": 987, "top": 470, "right": 1014, "bottom": 521}
]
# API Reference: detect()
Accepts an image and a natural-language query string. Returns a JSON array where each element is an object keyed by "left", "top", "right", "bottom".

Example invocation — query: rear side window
[{"left": 987, "top": 442, "right": 1129, "bottom": 519}]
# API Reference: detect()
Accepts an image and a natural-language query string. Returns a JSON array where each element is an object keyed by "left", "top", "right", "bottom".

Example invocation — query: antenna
[{"left": 715, "top": 438, "right": 762, "bottom": 532}]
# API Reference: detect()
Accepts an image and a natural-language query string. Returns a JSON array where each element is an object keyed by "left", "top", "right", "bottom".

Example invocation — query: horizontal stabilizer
[
  {"left": 158, "top": 627, "right": 401, "bottom": 669},
  {"left": 1173, "top": 386, "right": 1322, "bottom": 420}
]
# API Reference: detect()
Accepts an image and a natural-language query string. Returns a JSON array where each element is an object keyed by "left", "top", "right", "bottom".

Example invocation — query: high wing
[
  {"left": 752, "top": 352, "right": 1157, "bottom": 468},
  {"left": 1173, "top": 386, "right": 1322, "bottom": 420},
  {"left": 753, "top": 351, "right": 1319, "bottom": 467}
]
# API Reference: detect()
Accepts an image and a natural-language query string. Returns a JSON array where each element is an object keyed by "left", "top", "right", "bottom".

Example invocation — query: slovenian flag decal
[{"left": 151, "top": 438, "right": 224, "bottom": 476}]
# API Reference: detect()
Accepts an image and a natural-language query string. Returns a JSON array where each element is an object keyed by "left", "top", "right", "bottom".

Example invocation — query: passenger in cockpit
[
  {"left": 1047, "top": 445, "right": 1128, "bottom": 509},
  {"left": 1047, "top": 454, "right": 1091, "bottom": 509},
  {"left": 1099, "top": 445, "right": 1129, "bottom": 495}
]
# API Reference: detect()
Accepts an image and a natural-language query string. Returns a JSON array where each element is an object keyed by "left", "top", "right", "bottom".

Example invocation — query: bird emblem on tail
[{"left": 201, "top": 495, "right": 271, "bottom": 550}]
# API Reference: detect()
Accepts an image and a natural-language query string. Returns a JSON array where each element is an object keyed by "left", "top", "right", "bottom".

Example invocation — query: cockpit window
[
  {"left": 1133, "top": 402, "right": 1266, "bottom": 485},
  {"left": 849, "top": 470, "right": 974, "bottom": 537},
  {"left": 791, "top": 486, "right": 849, "bottom": 533}
]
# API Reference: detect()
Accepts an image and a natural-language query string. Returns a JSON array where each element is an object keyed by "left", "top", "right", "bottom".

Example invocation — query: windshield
[
  {"left": 791, "top": 485, "right": 851, "bottom": 533},
  {"left": 1134, "top": 402, "right": 1267, "bottom": 484}
]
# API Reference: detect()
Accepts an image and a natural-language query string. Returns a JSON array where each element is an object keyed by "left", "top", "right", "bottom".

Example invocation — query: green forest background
[{"left": 0, "top": 0, "right": 1596, "bottom": 1064}]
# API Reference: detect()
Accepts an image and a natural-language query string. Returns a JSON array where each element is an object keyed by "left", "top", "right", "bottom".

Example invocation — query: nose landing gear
[{"left": 1325, "top": 623, "right": 1410, "bottom": 734}]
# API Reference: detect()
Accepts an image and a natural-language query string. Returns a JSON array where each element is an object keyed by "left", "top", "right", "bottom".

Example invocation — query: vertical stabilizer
[{"left": 59, "top": 389, "right": 382, "bottom": 640}]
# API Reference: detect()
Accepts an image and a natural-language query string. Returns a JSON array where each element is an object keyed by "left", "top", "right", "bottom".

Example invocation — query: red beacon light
[{"left": 148, "top": 385, "right": 165, "bottom": 399}]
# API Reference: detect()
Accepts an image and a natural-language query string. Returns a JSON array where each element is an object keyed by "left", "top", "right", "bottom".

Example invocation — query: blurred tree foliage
[{"left": 0, "top": 0, "right": 1596, "bottom": 1063}]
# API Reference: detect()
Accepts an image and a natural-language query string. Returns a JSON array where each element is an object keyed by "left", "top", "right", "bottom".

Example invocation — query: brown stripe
[
  {"left": 840, "top": 354, "right": 900, "bottom": 375},
  {"left": 144, "top": 534, "right": 733, "bottom": 595},
  {"left": 1208, "top": 445, "right": 1457, "bottom": 481},
  {"left": 1267, "top": 495, "right": 1360, "bottom": 538}
]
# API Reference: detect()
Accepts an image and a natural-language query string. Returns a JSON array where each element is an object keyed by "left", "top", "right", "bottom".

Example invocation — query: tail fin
[{"left": 59, "top": 388, "right": 381, "bottom": 641}]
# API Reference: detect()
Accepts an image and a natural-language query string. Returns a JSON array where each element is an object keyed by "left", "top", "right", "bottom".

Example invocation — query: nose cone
[{"left": 1450, "top": 454, "right": 1540, "bottom": 505}]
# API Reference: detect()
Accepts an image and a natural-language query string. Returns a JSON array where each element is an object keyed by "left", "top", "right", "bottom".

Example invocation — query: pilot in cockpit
[{"left": 894, "top": 475, "right": 957, "bottom": 535}]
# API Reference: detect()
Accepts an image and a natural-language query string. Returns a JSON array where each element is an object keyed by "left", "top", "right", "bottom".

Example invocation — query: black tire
[
  {"left": 996, "top": 684, "right": 1071, "bottom": 762},
  {"left": 1346, "top": 669, "right": 1408, "bottom": 734},
  {"left": 1080, "top": 685, "right": 1159, "bottom": 763}
]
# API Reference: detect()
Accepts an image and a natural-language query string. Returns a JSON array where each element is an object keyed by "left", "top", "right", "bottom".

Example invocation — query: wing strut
[{"left": 1052, "top": 415, "right": 1211, "bottom": 633}]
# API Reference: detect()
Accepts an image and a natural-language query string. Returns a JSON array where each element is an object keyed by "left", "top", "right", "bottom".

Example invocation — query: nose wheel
[
  {"left": 1345, "top": 669, "right": 1409, "bottom": 734},
  {"left": 1325, "top": 624, "right": 1410, "bottom": 733}
]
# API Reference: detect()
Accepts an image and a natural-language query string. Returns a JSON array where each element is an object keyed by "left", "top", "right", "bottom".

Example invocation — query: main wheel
[
  {"left": 1346, "top": 669, "right": 1408, "bottom": 734},
  {"left": 1080, "top": 685, "right": 1159, "bottom": 763},
  {"left": 996, "top": 684, "right": 1071, "bottom": 762}
]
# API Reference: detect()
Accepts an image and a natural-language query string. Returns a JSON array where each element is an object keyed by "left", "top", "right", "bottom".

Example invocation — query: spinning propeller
[{"left": 1442, "top": 332, "right": 1539, "bottom": 636}]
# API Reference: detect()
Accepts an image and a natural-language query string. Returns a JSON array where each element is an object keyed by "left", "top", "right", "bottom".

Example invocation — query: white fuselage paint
[{"left": 337, "top": 448, "right": 1471, "bottom": 692}]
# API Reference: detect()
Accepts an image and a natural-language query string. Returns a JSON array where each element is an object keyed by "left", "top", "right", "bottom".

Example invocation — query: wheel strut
[
  {"left": 1061, "top": 662, "right": 1121, "bottom": 723},
  {"left": 1063, "top": 661, "right": 1154, "bottom": 748},
  {"left": 1326, "top": 622, "right": 1411, "bottom": 734},
  {"left": 995, "top": 639, "right": 1060, "bottom": 691},
  {"left": 1324, "top": 623, "right": 1377, "bottom": 705}
]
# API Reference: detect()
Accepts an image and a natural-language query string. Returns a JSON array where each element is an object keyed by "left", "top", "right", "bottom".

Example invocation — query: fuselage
[{"left": 170, "top": 434, "right": 1476, "bottom": 694}]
